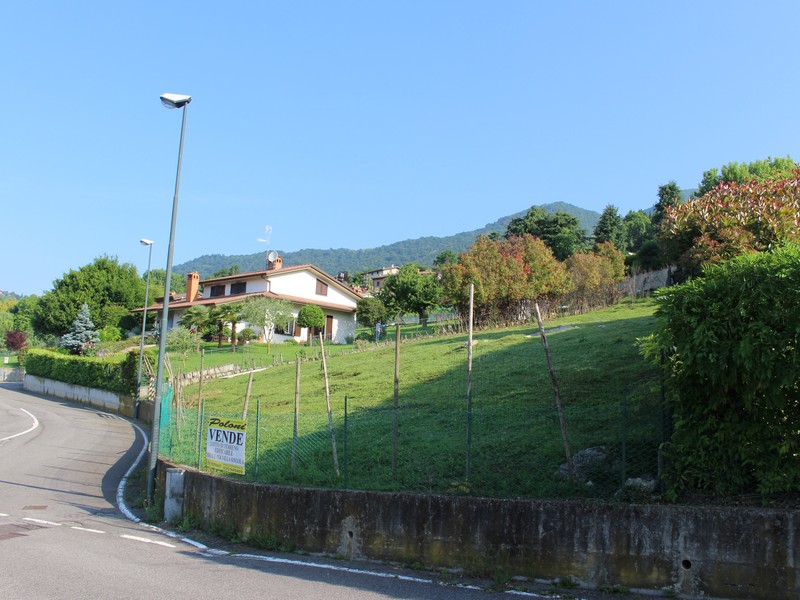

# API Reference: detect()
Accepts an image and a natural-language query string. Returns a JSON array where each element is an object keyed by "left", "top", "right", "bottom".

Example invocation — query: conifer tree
[{"left": 59, "top": 303, "right": 100, "bottom": 355}]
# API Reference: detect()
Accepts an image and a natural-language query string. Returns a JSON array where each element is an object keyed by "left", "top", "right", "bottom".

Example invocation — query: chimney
[
  {"left": 268, "top": 256, "right": 283, "bottom": 270},
  {"left": 187, "top": 272, "right": 200, "bottom": 301}
]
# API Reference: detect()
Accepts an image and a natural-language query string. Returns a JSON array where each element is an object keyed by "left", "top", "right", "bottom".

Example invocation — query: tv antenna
[{"left": 257, "top": 225, "right": 272, "bottom": 248}]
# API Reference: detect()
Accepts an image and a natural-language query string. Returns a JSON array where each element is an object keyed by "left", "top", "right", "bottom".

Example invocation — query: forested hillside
[{"left": 174, "top": 203, "right": 602, "bottom": 279}]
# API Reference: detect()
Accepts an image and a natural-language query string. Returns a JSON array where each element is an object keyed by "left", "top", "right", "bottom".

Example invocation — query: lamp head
[
  {"left": 160, "top": 93, "right": 192, "bottom": 109},
  {"left": 140, "top": 238, "right": 154, "bottom": 246}
]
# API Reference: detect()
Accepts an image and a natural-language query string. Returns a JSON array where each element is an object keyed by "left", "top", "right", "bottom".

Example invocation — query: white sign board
[{"left": 206, "top": 417, "right": 246, "bottom": 475}]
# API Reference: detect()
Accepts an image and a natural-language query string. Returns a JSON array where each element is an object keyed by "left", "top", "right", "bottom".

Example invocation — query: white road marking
[
  {"left": 0, "top": 513, "right": 8, "bottom": 517},
  {"left": 1, "top": 408, "right": 40, "bottom": 442},
  {"left": 71, "top": 526, "right": 106, "bottom": 534},
  {"left": 115, "top": 420, "right": 148, "bottom": 524},
  {"left": 23, "top": 518, "right": 61, "bottom": 526},
  {"left": 120, "top": 534, "right": 176, "bottom": 548}
]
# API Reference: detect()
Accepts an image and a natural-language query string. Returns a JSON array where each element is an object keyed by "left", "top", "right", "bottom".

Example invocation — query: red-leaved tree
[{"left": 5, "top": 330, "right": 26, "bottom": 352}]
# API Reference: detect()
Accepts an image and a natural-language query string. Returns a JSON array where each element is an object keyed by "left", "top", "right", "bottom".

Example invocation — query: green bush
[
  {"left": 25, "top": 348, "right": 128, "bottom": 394},
  {"left": 238, "top": 328, "right": 255, "bottom": 342},
  {"left": 98, "top": 325, "right": 122, "bottom": 343},
  {"left": 645, "top": 245, "right": 800, "bottom": 499},
  {"left": 120, "top": 347, "right": 159, "bottom": 395}
]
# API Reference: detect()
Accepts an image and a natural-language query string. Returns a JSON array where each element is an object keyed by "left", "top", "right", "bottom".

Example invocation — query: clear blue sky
[{"left": 3, "top": 1, "right": 799, "bottom": 296}]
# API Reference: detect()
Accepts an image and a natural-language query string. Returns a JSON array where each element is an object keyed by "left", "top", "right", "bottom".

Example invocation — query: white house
[{"left": 142, "top": 257, "right": 361, "bottom": 344}]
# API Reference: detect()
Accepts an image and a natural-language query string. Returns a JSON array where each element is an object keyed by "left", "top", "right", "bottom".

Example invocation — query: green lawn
[
  {"left": 159, "top": 299, "right": 664, "bottom": 499},
  {"left": 1, "top": 353, "right": 19, "bottom": 368}
]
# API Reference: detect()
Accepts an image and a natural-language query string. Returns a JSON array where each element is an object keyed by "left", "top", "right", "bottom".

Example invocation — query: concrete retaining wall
[
  {"left": 177, "top": 466, "right": 798, "bottom": 599},
  {"left": 24, "top": 375, "right": 135, "bottom": 418},
  {"left": 0, "top": 367, "right": 24, "bottom": 382}
]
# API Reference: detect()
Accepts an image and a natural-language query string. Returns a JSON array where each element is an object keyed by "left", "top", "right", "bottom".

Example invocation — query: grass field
[
  {"left": 159, "top": 299, "right": 664, "bottom": 499},
  {"left": 1, "top": 353, "right": 19, "bottom": 368}
]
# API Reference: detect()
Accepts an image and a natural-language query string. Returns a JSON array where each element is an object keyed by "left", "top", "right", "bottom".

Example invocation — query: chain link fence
[{"left": 157, "top": 368, "right": 666, "bottom": 500}]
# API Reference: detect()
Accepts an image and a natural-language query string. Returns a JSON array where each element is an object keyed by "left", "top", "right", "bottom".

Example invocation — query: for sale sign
[{"left": 206, "top": 417, "right": 247, "bottom": 475}]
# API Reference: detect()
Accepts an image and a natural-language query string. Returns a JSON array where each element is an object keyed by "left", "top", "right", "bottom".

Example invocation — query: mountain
[{"left": 173, "top": 202, "right": 602, "bottom": 279}]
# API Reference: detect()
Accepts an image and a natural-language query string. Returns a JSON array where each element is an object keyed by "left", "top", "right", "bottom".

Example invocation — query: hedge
[{"left": 24, "top": 348, "right": 156, "bottom": 396}]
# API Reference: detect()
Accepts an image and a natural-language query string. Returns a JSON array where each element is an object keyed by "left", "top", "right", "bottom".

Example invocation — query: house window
[
  {"left": 315, "top": 279, "right": 328, "bottom": 296},
  {"left": 230, "top": 281, "right": 247, "bottom": 295},
  {"left": 210, "top": 285, "right": 225, "bottom": 297}
]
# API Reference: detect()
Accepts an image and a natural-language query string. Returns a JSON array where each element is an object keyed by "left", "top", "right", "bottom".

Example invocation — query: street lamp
[
  {"left": 148, "top": 93, "right": 192, "bottom": 503},
  {"left": 135, "top": 238, "right": 154, "bottom": 420}
]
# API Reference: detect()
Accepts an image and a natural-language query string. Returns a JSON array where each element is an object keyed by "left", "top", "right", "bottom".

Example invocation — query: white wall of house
[
  {"left": 269, "top": 270, "right": 355, "bottom": 307},
  {"left": 256, "top": 308, "right": 356, "bottom": 345}
]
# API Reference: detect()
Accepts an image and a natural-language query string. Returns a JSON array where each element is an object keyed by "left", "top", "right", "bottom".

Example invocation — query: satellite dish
[{"left": 267, "top": 251, "right": 278, "bottom": 262}]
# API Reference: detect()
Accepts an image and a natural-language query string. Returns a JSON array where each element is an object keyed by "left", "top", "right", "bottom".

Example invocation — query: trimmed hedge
[{"left": 24, "top": 348, "right": 153, "bottom": 395}]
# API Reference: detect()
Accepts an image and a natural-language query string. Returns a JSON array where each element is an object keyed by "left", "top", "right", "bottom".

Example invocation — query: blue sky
[{"left": 3, "top": 1, "right": 799, "bottom": 296}]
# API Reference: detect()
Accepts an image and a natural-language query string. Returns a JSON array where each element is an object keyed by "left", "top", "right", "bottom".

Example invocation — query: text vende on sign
[{"left": 206, "top": 417, "right": 247, "bottom": 475}]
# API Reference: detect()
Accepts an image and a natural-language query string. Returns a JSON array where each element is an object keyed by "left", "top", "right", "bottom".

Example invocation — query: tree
[
  {"left": 356, "top": 296, "right": 388, "bottom": 329},
  {"left": 5, "top": 330, "right": 26, "bottom": 352},
  {"left": 146, "top": 269, "right": 187, "bottom": 295},
  {"left": 59, "top": 303, "right": 100, "bottom": 355},
  {"left": 296, "top": 305, "right": 325, "bottom": 345},
  {"left": 695, "top": 156, "right": 796, "bottom": 198},
  {"left": 208, "top": 303, "right": 243, "bottom": 349},
  {"left": 440, "top": 234, "right": 569, "bottom": 326},
  {"left": 593, "top": 205, "right": 626, "bottom": 250},
  {"left": 0, "top": 312, "right": 13, "bottom": 345},
  {"left": 238, "top": 297, "right": 294, "bottom": 351},
  {"left": 433, "top": 250, "right": 458, "bottom": 268},
  {"left": 166, "top": 327, "right": 199, "bottom": 359},
  {"left": 506, "top": 207, "right": 587, "bottom": 261},
  {"left": 33, "top": 256, "right": 145, "bottom": 337},
  {"left": 623, "top": 210, "right": 652, "bottom": 253},
  {"left": 211, "top": 265, "right": 241, "bottom": 278},
  {"left": 506, "top": 206, "right": 547, "bottom": 238},
  {"left": 378, "top": 264, "right": 441, "bottom": 325},
  {"left": 180, "top": 305, "right": 211, "bottom": 334},
  {"left": 9, "top": 295, "right": 39, "bottom": 334},
  {"left": 630, "top": 239, "right": 665, "bottom": 272},
  {"left": 179, "top": 305, "right": 211, "bottom": 350},
  {"left": 652, "top": 181, "right": 683, "bottom": 229}
]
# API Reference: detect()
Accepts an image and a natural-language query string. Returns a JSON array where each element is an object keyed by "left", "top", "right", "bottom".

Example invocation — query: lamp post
[
  {"left": 148, "top": 93, "right": 192, "bottom": 503},
  {"left": 135, "top": 238, "right": 154, "bottom": 420}
]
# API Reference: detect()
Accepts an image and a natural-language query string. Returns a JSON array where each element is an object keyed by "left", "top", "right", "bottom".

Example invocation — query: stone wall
[{"left": 176, "top": 465, "right": 798, "bottom": 599}]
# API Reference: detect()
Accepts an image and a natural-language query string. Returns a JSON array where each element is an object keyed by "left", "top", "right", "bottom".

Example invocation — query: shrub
[
  {"left": 98, "top": 325, "right": 122, "bottom": 343},
  {"left": 237, "top": 328, "right": 255, "bottom": 343},
  {"left": 166, "top": 328, "right": 199, "bottom": 357},
  {"left": 644, "top": 245, "right": 800, "bottom": 499}
]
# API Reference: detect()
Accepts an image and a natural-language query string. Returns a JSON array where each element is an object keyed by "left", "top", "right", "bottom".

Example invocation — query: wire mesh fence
[{"left": 157, "top": 371, "right": 666, "bottom": 501}]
